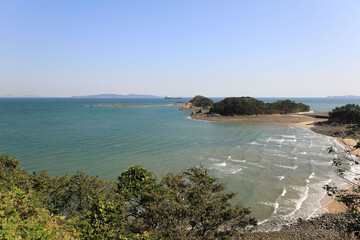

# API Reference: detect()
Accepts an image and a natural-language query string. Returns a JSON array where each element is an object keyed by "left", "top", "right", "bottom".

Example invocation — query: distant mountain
[
  {"left": 0, "top": 95, "right": 41, "bottom": 98},
  {"left": 71, "top": 94, "right": 160, "bottom": 98},
  {"left": 326, "top": 95, "right": 360, "bottom": 99}
]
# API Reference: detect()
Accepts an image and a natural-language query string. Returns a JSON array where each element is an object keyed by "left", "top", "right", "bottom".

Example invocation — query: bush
[{"left": 329, "top": 104, "right": 360, "bottom": 124}]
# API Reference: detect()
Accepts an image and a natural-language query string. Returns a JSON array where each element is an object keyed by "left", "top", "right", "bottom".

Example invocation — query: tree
[
  {"left": 189, "top": 96, "right": 214, "bottom": 108},
  {"left": 329, "top": 104, "right": 360, "bottom": 124},
  {"left": 117, "top": 166, "right": 257, "bottom": 239},
  {"left": 209, "top": 97, "right": 310, "bottom": 116}
]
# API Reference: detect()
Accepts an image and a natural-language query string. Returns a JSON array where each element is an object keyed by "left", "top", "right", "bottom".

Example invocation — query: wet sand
[{"left": 189, "top": 112, "right": 328, "bottom": 125}]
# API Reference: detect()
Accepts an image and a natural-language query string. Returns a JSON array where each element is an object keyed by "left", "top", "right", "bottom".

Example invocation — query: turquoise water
[{"left": 1, "top": 97, "right": 360, "bottom": 226}]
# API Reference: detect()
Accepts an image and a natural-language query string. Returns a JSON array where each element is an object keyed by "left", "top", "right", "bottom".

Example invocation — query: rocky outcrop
[{"left": 179, "top": 101, "right": 201, "bottom": 111}]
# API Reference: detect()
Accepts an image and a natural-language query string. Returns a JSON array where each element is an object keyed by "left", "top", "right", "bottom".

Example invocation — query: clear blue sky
[{"left": 1, "top": 0, "right": 359, "bottom": 97}]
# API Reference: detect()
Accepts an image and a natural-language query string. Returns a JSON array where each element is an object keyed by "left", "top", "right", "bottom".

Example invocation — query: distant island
[
  {"left": 326, "top": 95, "right": 360, "bottom": 98},
  {"left": 71, "top": 94, "right": 160, "bottom": 98}
]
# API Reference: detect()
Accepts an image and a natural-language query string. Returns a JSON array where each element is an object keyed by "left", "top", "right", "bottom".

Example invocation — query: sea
[{"left": 1, "top": 97, "right": 360, "bottom": 229}]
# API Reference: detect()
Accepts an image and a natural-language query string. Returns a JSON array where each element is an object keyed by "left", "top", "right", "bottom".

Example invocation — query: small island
[{"left": 182, "top": 96, "right": 328, "bottom": 126}]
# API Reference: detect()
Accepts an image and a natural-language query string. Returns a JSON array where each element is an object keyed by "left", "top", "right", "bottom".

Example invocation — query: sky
[{"left": 0, "top": 0, "right": 359, "bottom": 97}]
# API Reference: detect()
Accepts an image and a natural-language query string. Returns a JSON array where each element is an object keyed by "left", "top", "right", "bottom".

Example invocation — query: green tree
[
  {"left": 117, "top": 166, "right": 257, "bottom": 239},
  {"left": 73, "top": 193, "right": 126, "bottom": 239},
  {"left": 329, "top": 104, "right": 360, "bottom": 124},
  {"left": 189, "top": 96, "right": 214, "bottom": 108},
  {"left": 210, "top": 97, "right": 310, "bottom": 116}
]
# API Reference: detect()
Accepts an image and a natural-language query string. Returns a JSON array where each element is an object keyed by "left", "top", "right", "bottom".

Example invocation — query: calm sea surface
[{"left": 1, "top": 97, "right": 360, "bottom": 227}]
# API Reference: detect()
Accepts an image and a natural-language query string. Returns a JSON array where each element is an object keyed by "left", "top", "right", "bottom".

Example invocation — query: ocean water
[{"left": 1, "top": 97, "right": 360, "bottom": 227}]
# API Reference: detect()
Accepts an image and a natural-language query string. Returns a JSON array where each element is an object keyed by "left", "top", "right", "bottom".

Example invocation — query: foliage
[
  {"left": 31, "top": 171, "right": 110, "bottom": 218},
  {"left": 118, "top": 165, "right": 156, "bottom": 199},
  {"left": 189, "top": 95, "right": 214, "bottom": 108},
  {"left": 1, "top": 154, "right": 257, "bottom": 239},
  {"left": 73, "top": 193, "right": 126, "bottom": 239},
  {"left": 0, "top": 153, "right": 32, "bottom": 192},
  {"left": 117, "top": 166, "right": 257, "bottom": 239},
  {"left": 348, "top": 126, "right": 360, "bottom": 135},
  {"left": 210, "top": 97, "right": 310, "bottom": 116},
  {"left": 329, "top": 104, "right": 360, "bottom": 124},
  {"left": 0, "top": 187, "right": 74, "bottom": 240}
]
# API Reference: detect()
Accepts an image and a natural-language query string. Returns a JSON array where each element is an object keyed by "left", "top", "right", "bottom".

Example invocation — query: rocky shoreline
[{"left": 244, "top": 213, "right": 356, "bottom": 239}]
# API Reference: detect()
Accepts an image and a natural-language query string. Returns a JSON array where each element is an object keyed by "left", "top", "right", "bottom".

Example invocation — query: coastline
[{"left": 189, "top": 112, "right": 356, "bottom": 215}]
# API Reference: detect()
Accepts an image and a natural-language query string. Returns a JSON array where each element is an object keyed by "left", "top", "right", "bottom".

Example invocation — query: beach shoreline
[
  {"left": 188, "top": 112, "right": 358, "bottom": 216},
  {"left": 188, "top": 112, "right": 328, "bottom": 126}
]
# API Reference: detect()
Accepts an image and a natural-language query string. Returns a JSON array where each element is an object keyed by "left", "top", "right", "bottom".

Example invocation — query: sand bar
[{"left": 189, "top": 112, "right": 328, "bottom": 126}]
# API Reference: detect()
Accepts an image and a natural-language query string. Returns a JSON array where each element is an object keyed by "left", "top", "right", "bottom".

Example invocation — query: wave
[
  {"left": 230, "top": 159, "right": 246, "bottom": 163},
  {"left": 282, "top": 135, "right": 296, "bottom": 138},
  {"left": 249, "top": 141, "right": 263, "bottom": 145},
  {"left": 276, "top": 176, "right": 285, "bottom": 180},
  {"left": 273, "top": 188, "right": 287, "bottom": 214},
  {"left": 275, "top": 164, "right": 298, "bottom": 170},
  {"left": 289, "top": 184, "right": 310, "bottom": 215},
  {"left": 214, "top": 162, "right": 226, "bottom": 167}
]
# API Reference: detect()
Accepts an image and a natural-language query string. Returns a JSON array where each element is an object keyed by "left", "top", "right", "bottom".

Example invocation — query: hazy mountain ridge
[
  {"left": 326, "top": 95, "right": 360, "bottom": 98},
  {"left": 71, "top": 94, "right": 160, "bottom": 98}
]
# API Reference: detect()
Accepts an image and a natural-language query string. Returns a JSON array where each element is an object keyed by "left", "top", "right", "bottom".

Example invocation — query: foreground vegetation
[
  {"left": 209, "top": 97, "right": 310, "bottom": 116},
  {"left": 0, "top": 154, "right": 256, "bottom": 239}
]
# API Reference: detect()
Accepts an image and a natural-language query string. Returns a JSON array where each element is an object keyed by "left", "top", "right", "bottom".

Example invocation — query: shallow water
[{"left": 0, "top": 97, "right": 359, "bottom": 226}]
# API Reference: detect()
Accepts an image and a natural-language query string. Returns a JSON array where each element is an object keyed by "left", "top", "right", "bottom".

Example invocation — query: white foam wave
[
  {"left": 275, "top": 164, "right": 298, "bottom": 170},
  {"left": 249, "top": 141, "right": 262, "bottom": 145},
  {"left": 309, "top": 172, "right": 315, "bottom": 179},
  {"left": 270, "top": 138, "right": 284, "bottom": 143},
  {"left": 281, "top": 188, "right": 287, "bottom": 197},
  {"left": 230, "top": 159, "right": 246, "bottom": 163},
  {"left": 282, "top": 135, "right": 296, "bottom": 138},
  {"left": 230, "top": 168, "right": 242, "bottom": 174},
  {"left": 276, "top": 176, "right": 285, "bottom": 180},
  {"left": 299, "top": 151, "right": 307, "bottom": 155},
  {"left": 214, "top": 162, "right": 226, "bottom": 167},
  {"left": 289, "top": 184, "right": 310, "bottom": 215}
]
